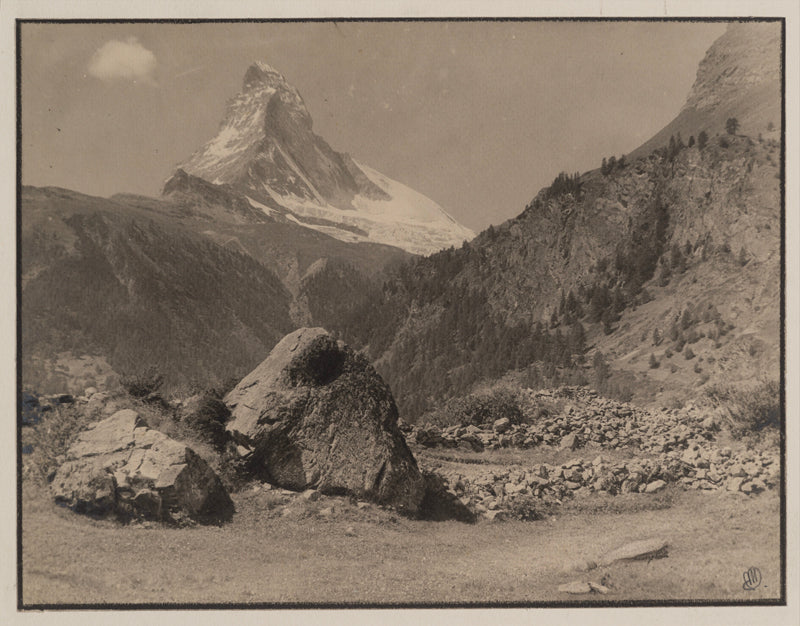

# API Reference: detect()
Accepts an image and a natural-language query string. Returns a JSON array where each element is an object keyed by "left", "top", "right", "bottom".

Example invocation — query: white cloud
[{"left": 88, "top": 37, "right": 157, "bottom": 84}]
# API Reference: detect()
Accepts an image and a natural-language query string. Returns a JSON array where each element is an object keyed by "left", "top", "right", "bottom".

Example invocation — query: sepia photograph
[{"left": 6, "top": 1, "right": 797, "bottom": 621}]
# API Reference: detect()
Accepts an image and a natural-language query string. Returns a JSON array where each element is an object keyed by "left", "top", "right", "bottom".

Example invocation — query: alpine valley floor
[{"left": 21, "top": 449, "right": 780, "bottom": 606}]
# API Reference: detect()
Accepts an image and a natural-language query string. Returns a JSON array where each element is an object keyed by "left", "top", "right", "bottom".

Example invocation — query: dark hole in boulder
[{"left": 286, "top": 340, "right": 346, "bottom": 387}]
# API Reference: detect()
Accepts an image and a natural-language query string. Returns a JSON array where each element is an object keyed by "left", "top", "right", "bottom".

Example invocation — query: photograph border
[{"left": 6, "top": 4, "right": 797, "bottom": 622}]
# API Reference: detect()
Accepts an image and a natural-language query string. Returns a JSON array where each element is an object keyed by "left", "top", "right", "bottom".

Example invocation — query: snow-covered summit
[
  {"left": 242, "top": 61, "right": 287, "bottom": 91},
  {"left": 172, "top": 62, "right": 474, "bottom": 255}
]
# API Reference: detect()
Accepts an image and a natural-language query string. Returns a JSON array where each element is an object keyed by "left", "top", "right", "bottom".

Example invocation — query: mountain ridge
[{"left": 175, "top": 62, "right": 474, "bottom": 255}]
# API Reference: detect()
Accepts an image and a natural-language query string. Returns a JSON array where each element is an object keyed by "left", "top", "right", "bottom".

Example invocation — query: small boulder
[
  {"left": 645, "top": 479, "right": 667, "bottom": 493},
  {"left": 302, "top": 489, "right": 321, "bottom": 501},
  {"left": 701, "top": 415, "right": 719, "bottom": 431},
  {"left": 559, "top": 433, "right": 581, "bottom": 451},
  {"left": 598, "top": 538, "right": 669, "bottom": 566},
  {"left": 493, "top": 417, "right": 511, "bottom": 433},
  {"left": 726, "top": 476, "right": 746, "bottom": 492},
  {"left": 50, "top": 409, "right": 234, "bottom": 524},
  {"left": 588, "top": 581, "right": 610, "bottom": 594},
  {"left": 225, "top": 328, "right": 424, "bottom": 515}
]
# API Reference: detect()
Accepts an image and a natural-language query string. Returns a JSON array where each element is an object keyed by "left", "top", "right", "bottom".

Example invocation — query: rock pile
[
  {"left": 423, "top": 442, "right": 777, "bottom": 521},
  {"left": 410, "top": 387, "right": 779, "bottom": 520},
  {"left": 50, "top": 409, "right": 234, "bottom": 525},
  {"left": 408, "top": 388, "right": 723, "bottom": 452}
]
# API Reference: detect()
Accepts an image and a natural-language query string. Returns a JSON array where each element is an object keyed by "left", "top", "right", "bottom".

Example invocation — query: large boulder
[
  {"left": 50, "top": 409, "right": 234, "bottom": 524},
  {"left": 225, "top": 327, "right": 425, "bottom": 514}
]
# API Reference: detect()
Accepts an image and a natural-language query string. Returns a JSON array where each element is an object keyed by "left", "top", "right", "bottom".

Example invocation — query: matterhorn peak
[
  {"left": 174, "top": 61, "right": 475, "bottom": 255},
  {"left": 242, "top": 61, "right": 286, "bottom": 91}
]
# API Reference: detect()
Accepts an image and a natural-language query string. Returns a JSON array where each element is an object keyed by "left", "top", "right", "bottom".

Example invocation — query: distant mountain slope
[
  {"left": 325, "top": 22, "right": 782, "bottom": 418},
  {"left": 21, "top": 186, "right": 294, "bottom": 392},
  {"left": 21, "top": 174, "right": 413, "bottom": 393},
  {"left": 175, "top": 61, "right": 474, "bottom": 255}
]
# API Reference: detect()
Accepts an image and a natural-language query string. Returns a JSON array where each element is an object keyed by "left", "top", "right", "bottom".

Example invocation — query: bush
[
  {"left": 649, "top": 353, "right": 660, "bottom": 369},
  {"left": 423, "top": 387, "right": 525, "bottom": 429},
  {"left": 684, "top": 346, "right": 696, "bottom": 360},
  {"left": 120, "top": 366, "right": 164, "bottom": 399},
  {"left": 180, "top": 392, "right": 232, "bottom": 449},
  {"left": 704, "top": 379, "right": 780, "bottom": 438},
  {"left": 652, "top": 328, "right": 662, "bottom": 346},
  {"left": 22, "top": 402, "right": 95, "bottom": 484},
  {"left": 507, "top": 494, "right": 544, "bottom": 521}
]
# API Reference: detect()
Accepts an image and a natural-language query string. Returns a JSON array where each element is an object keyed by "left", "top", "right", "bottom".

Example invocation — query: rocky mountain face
[
  {"left": 631, "top": 21, "right": 781, "bottom": 159},
  {"left": 326, "top": 22, "right": 782, "bottom": 418},
  {"left": 175, "top": 61, "right": 474, "bottom": 255}
]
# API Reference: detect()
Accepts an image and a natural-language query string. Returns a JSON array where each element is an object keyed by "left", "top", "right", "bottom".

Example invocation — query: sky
[{"left": 20, "top": 20, "right": 727, "bottom": 232}]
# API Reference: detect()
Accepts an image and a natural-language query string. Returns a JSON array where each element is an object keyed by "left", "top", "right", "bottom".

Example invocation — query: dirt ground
[{"left": 20, "top": 478, "right": 781, "bottom": 606}]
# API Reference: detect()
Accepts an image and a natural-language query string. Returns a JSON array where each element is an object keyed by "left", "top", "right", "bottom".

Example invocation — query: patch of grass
[
  {"left": 20, "top": 483, "right": 780, "bottom": 604},
  {"left": 704, "top": 379, "right": 780, "bottom": 439},
  {"left": 557, "top": 484, "right": 681, "bottom": 516},
  {"left": 417, "top": 443, "right": 655, "bottom": 471}
]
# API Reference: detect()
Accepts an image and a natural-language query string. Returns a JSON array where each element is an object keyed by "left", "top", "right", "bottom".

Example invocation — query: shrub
[
  {"left": 684, "top": 346, "right": 696, "bottom": 360},
  {"left": 652, "top": 328, "right": 662, "bottom": 346},
  {"left": 680, "top": 309, "right": 694, "bottom": 330},
  {"left": 22, "top": 402, "right": 95, "bottom": 484},
  {"left": 423, "top": 387, "right": 525, "bottom": 429},
  {"left": 704, "top": 379, "right": 780, "bottom": 438},
  {"left": 214, "top": 444, "right": 250, "bottom": 493},
  {"left": 120, "top": 366, "right": 164, "bottom": 399},
  {"left": 649, "top": 353, "right": 660, "bottom": 369},
  {"left": 698, "top": 130, "right": 708, "bottom": 150},
  {"left": 181, "top": 392, "right": 231, "bottom": 449},
  {"left": 507, "top": 494, "right": 544, "bottom": 521},
  {"left": 664, "top": 349, "right": 673, "bottom": 359}
]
